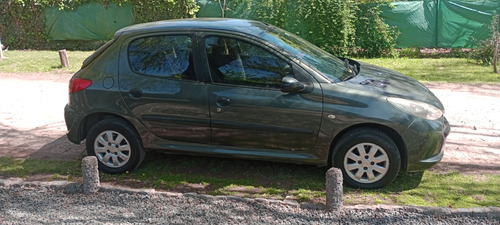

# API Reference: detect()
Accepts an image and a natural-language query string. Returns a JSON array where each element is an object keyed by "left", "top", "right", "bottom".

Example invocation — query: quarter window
[
  {"left": 128, "top": 35, "right": 195, "bottom": 80},
  {"left": 206, "top": 36, "right": 292, "bottom": 88}
]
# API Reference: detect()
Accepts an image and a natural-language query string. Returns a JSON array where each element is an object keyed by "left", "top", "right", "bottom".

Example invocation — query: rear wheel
[
  {"left": 86, "top": 118, "right": 145, "bottom": 174},
  {"left": 333, "top": 128, "right": 400, "bottom": 189}
]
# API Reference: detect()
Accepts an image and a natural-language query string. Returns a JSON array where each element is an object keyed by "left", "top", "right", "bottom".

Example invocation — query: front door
[{"left": 203, "top": 35, "right": 323, "bottom": 151}]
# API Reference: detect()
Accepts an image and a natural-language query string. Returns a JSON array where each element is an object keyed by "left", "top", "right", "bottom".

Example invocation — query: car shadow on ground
[
  {"left": 0, "top": 122, "right": 85, "bottom": 161},
  {"left": 0, "top": 121, "right": 424, "bottom": 193},
  {"left": 110, "top": 151, "right": 425, "bottom": 195},
  {"left": 30, "top": 136, "right": 86, "bottom": 161}
]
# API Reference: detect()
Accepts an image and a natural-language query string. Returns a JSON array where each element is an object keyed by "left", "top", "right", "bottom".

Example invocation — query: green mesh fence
[
  {"left": 380, "top": 0, "right": 500, "bottom": 48},
  {"left": 45, "top": 2, "right": 133, "bottom": 41},
  {"left": 45, "top": 0, "right": 500, "bottom": 48}
]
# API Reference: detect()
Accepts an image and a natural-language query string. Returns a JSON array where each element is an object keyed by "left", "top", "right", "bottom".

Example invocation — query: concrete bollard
[
  {"left": 325, "top": 167, "right": 343, "bottom": 210},
  {"left": 82, "top": 156, "right": 100, "bottom": 194}
]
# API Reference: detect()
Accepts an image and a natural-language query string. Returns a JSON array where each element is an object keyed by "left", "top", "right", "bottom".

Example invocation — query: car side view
[{"left": 64, "top": 18, "right": 450, "bottom": 189}]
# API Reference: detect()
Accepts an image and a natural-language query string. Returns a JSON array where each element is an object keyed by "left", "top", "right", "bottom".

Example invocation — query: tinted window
[
  {"left": 128, "top": 35, "right": 195, "bottom": 80},
  {"left": 206, "top": 36, "right": 292, "bottom": 88}
]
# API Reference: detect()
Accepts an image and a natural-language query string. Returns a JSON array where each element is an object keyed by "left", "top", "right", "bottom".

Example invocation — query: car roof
[{"left": 115, "top": 18, "right": 271, "bottom": 39}]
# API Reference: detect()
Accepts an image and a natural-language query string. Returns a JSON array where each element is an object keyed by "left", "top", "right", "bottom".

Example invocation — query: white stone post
[
  {"left": 326, "top": 167, "right": 343, "bottom": 210},
  {"left": 82, "top": 156, "right": 100, "bottom": 194}
]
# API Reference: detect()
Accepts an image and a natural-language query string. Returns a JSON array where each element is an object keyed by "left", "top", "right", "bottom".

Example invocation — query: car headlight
[{"left": 387, "top": 97, "right": 443, "bottom": 120}]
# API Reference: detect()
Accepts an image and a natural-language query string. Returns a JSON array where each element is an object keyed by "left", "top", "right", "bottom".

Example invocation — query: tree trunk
[
  {"left": 494, "top": 36, "right": 499, "bottom": 73},
  {"left": 218, "top": 0, "right": 225, "bottom": 18},
  {"left": 0, "top": 37, "right": 4, "bottom": 61}
]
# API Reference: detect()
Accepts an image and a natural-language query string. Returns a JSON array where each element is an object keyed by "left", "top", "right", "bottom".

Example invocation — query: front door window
[{"left": 205, "top": 36, "right": 292, "bottom": 88}]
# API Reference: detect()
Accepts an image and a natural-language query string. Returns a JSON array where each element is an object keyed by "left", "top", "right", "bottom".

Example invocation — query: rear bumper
[
  {"left": 404, "top": 117, "right": 450, "bottom": 172},
  {"left": 64, "top": 104, "right": 83, "bottom": 144}
]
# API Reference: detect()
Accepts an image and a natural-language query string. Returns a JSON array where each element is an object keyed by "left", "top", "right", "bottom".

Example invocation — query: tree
[
  {"left": 217, "top": 0, "right": 227, "bottom": 18},
  {"left": 492, "top": 14, "right": 499, "bottom": 73}
]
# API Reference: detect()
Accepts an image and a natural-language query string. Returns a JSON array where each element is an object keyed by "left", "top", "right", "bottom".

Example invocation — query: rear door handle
[{"left": 129, "top": 88, "right": 143, "bottom": 98}]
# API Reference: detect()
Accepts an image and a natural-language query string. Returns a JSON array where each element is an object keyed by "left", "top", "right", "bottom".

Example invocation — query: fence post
[
  {"left": 59, "top": 49, "right": 70, "bottom": 67},
  {"left": 493, "top": 14, "right": 499, "bottom": 74}
]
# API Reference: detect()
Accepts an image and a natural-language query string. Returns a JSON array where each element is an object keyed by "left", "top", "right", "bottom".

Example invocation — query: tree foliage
[
  {"left": 354, "top": 4, "right": 399, "bottom": 57},
  {"left": 0, "top": 0, "right": 199, "bottom": 49},
  {"left": 226, "top": 0, "right": 397, "bottom": 57},
  {"left": 470, "top": 14, "right": 499, "bottom": 69}
]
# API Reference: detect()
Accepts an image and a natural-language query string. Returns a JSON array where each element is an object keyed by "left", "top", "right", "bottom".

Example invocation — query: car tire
[
  {"left": 86, "top": 118, "right": 145, "bottom": 174},
  {"left": 333, "top": 128, "right": 400, "bottom": 189}
]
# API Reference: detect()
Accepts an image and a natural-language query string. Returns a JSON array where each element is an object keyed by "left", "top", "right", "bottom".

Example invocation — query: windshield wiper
[
  {"left": 342, "top": 59, "right": 358, "bottom": 81},
  {"left": 344, "top": 59, "right": 358, "bottom": 74}
]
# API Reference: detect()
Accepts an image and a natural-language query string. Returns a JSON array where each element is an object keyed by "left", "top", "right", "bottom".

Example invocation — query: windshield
[{"left": 259, "top": 25, "right": 348, "bottom": 82}]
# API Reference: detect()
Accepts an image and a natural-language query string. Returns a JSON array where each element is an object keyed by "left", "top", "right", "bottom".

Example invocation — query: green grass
[
  {"left": 362, "top": 58, "right": 500, "bottom": 83},
  {"left": 0, "top": 50, "right": 92, "bottom": 73},
  {"left": 0, "top": 157, "right": 81, "bottom": 179},
  {"left": 1, "top": 51, "right": 499, "bottom": 83},
  {"left": 344, "top": 171, "right": 500, "bottom": 208},
  {"left": 1, "top": 154, "right": 499, "bottom": 208}
]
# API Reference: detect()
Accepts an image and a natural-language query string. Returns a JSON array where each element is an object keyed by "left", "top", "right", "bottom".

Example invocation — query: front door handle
[
  {"left": 129, "top": 88, "right": 143, "bottom": 98},
  {"left": 216, "top": 96, "right": 231, "bottom": 107}
]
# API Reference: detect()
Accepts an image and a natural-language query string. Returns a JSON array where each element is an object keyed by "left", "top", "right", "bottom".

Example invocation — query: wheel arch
[
  {"left": 79, "top": 113, "right": 140, "bottom": 142},
  {"left": 328, "top": 123, "right": 408, "bottom": 171}
]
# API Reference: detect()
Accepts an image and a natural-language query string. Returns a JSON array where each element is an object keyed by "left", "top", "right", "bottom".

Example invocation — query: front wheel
[
  {"left": 86, "top": 118, "right": 145, "bottom": 174},
  {"left": 333, "top": 128, "right": 400, "bottom": 189}
]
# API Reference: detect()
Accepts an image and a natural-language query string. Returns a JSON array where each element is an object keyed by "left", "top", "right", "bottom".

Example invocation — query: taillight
[{"left": 69, "top": 78, "right": 92, "bottom": 93}]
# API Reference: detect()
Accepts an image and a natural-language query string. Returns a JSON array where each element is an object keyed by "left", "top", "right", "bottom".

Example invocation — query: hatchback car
[{"left": 65, "top": 18, "right": 450, "bottom": 189}]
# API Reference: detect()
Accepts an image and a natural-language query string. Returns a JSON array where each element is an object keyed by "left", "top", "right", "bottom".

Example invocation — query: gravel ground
[{"left": 0, "top": 179, "right": 499, "bottom": 225}]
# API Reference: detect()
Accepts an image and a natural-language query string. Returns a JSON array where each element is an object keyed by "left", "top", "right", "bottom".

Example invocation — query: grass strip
[
  {"left": 362, "top": 58, "right": 500, "bottom": 83},
  {"left": 1, "top": 51, "right": 499, "bottom": 83},
  {"left": 0, "top": 50, "right": 91, "bottom": 73}
]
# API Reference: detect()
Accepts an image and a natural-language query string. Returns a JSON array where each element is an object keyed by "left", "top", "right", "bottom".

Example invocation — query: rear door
[
  {"left": 118, "top": 33, "right": 211, "bottom": 144},
  {"left": 202, "top": 35, "right": 323, "bottom": 151}
]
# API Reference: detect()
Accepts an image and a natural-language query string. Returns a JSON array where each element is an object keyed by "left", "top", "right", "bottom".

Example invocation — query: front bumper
[{"left": 404, "top": 117, "right": 450, "bottom": 172}]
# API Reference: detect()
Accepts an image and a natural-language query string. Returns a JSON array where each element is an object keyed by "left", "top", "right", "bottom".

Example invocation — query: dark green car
[{"left": 65, "top": 18, "right": 450, "bottom": 189}]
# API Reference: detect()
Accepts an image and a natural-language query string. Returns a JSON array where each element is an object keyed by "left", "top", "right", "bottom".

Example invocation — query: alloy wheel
[
  {"left": 94, "top": 130, "right": 131, "bottom": 168},
  {"left": 343, "top": 143, "right": 390, "bottom": 184}
]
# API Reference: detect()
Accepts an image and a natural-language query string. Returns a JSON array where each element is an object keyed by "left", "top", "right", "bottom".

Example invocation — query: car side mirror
[{"left": 281, "top": 76, "right": 305, "bottom": 93}]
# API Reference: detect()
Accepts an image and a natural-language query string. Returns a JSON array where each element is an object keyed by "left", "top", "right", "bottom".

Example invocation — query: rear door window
[{"left": 128, "top": 35, "right": 196, "bottom": 80}]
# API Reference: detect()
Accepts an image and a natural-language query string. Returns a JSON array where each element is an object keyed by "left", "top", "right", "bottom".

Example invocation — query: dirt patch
[
  {"left": 424, "top": 83, "right": 500, "bottom": 174},
  {"left": 0, "top": 72, "right": 499, "bottom": 175},
  {"left": 0, "top": 72, "right": 86, "bottom": 161}
]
